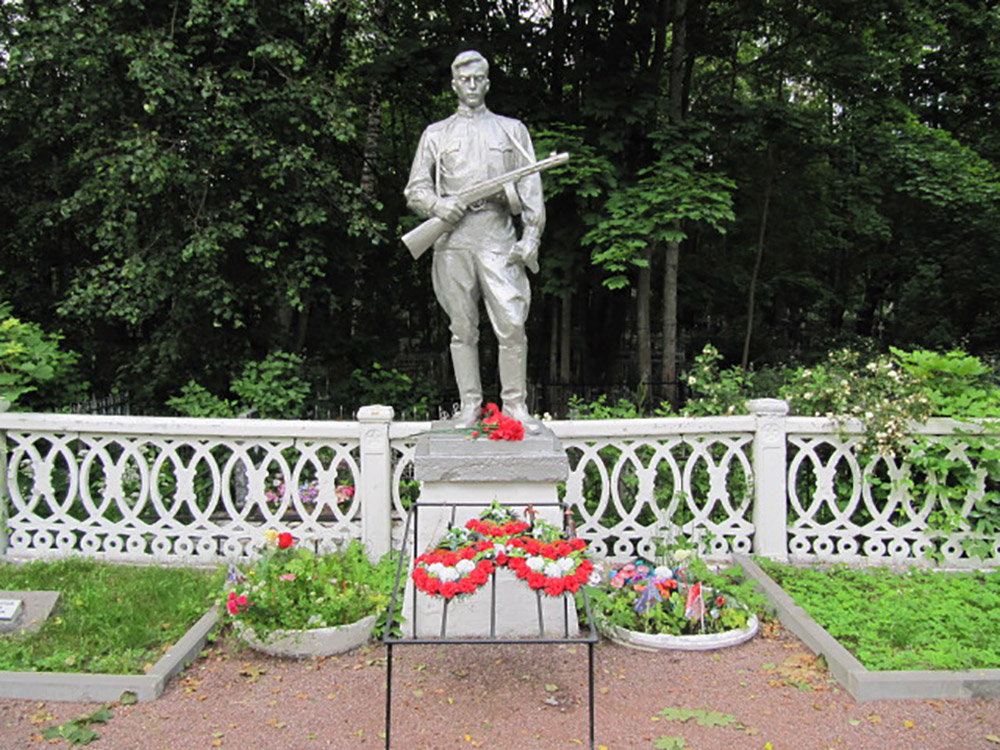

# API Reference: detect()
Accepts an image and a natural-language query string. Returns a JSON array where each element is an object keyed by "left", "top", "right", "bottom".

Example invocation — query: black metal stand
[{"left": 383, "top": 501, "right": 599, "bottom": 749}]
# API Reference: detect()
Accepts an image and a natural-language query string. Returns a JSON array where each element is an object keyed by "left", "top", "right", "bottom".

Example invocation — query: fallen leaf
[{"left": 903, "top": 720, "right": 915, "bottom": 729}]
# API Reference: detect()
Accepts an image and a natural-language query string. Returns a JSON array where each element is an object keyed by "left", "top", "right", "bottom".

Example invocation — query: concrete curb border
[
  {"left": 0, "top": 608, "right": 219, "bottom": 703},
  {"left": 735, "top": 555, "right": 1000, "bottom": 701}
]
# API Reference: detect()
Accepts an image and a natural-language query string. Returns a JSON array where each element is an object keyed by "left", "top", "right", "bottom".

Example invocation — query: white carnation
[
  {"left": 526, "top": 556, "right": 545, "bottom": 572},
  {"left": 456, "top": 559, "right": 476, "bottom": 575},
  {"left": 654, "top": 565, "right": 673, "bottom": 579}
]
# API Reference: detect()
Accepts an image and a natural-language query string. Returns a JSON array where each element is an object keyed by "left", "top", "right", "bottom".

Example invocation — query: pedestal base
[{"left": 406, "top": 426, "right": 575, "bottom": 638}]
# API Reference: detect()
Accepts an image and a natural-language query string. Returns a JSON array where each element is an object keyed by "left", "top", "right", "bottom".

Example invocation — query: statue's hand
[
  {"left": 509, "top": 239, "right": 539, "bottom": 274},
  {"left": 432, "top": 196, "right": 466, "bottom": 224}
]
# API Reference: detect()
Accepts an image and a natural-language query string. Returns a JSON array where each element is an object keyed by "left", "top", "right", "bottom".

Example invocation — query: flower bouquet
[
  {"left": 468, "top": 402, "right": 525, "bottom": 441},
  {"left": 226, "top": 530, "right": 395, "bottom": 657},
  {"left": 588, "top": 540, "right": 760, "bottom": 650}
]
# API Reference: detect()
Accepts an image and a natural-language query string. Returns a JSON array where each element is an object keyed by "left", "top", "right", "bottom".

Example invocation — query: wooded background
[{"left": 1, "top": 0, "right": 998, "bottom": 414}]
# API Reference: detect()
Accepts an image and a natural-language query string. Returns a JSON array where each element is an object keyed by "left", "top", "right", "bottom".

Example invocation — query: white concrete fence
[{"left": 1, "top": 400, "right": 997, "bottom": 568}]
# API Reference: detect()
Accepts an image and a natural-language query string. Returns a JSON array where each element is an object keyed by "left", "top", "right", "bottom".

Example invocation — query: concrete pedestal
[{"left": 403, "top": 423, "right": 576, "bottom": 638}]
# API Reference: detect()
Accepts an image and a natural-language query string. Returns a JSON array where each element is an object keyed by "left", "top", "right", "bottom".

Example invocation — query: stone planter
[
  {"left": 235, "top": 614, "right": 376, "bottom": 658},
  {"left": 598, "top": 613, "right": 759, "bottom": 652}
]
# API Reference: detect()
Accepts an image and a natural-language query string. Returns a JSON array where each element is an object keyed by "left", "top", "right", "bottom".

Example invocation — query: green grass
[
  {"left": 0, "top": 558, "right": 222, "bottom": 675},
  {"left": 758, "top": 560, "right": 1000, "bottom": 671}
]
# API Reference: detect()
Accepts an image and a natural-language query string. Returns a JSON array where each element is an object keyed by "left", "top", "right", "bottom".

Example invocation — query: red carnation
[
  {"left": 440, "top": 581, "right": 458, "bottom": 599},
  {"left": 277, "top": 532, "right": 295, "bottom": 549},
  {"left": 457, "top": 578, "right": 477, "bottom": 594},
  {"left": 545, "top": 578, "right": 565, "bottom": 597},
  {"left": 527, "top": 572, "right": 546, "bottom": 590},
  {"left": 570, "top": 538, "right": 587, "bottom": 551}
]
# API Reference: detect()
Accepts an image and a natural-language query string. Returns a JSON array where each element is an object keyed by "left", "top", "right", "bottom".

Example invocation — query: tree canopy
[{"left": 1, "top": 0, "right": 998, "bottom": 414}]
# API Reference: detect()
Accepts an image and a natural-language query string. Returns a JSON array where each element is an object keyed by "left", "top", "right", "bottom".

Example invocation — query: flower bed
[
  {"left": 587, "top": 541, "right": 762, "bottom": 650},
  {"left": 225, "top": 531, "right": 395, "bottom": 656}
]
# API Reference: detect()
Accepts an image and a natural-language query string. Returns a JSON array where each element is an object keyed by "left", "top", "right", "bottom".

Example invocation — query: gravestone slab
[{"left": 0, "top": 591, "right": 60, "bottom": 635}]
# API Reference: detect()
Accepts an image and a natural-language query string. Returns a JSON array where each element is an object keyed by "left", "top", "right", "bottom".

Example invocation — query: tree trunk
[
  {"left": 659, "top": 0, "right": 687, "bottom": 406},
  {"left": 359, "top": 88, "right": 382, "bottom": 200},
  {"left": 637, "top": 245, "right": 653, "bottom": 403},
  {"left": 560, "top": 293, "right": 572, "bottom": 384},
  {"left": 742, "top": 144, "right": 774, "bottom": 369},
  {"left": 661, "top": 239, "right": 679, "bottom": 402}
]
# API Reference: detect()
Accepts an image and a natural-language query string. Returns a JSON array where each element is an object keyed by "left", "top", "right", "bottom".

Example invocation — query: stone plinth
[{"left": 404, "top": 424, "right": 576, "bottom": 638}]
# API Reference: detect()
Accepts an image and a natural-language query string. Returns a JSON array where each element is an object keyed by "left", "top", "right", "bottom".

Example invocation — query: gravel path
[{"left": 1, "top": 623, "right": 998, "bottom": 749}]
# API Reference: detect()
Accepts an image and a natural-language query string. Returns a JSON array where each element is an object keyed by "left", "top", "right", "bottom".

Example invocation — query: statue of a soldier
[{"left": 405, "top": 50, "right": 546, "bottom": 433}]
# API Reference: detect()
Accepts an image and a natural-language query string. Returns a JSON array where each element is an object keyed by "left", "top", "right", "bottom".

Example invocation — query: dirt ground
[{"left": 1, "top": 622, "right": 998, "bottom": 750}]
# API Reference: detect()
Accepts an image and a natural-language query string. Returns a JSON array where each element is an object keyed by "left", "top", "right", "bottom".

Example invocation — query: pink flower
[
  {"left": 280, "top": 574, "right": 296, "bottom": 581},
  {"left": 227, "top": 591, "right": 250, "bottom": 615}
]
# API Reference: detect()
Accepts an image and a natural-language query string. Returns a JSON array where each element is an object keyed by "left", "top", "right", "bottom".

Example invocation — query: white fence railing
[{"left": 1, "top": 401, "right": 997, "bottom": 567}]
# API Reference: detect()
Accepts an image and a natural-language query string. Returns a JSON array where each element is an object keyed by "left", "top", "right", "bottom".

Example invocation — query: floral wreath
[
  {"left": 411, "top": 504, "right": 592, "bottom": 600},
  {"left": 411, "top": 534, "right": 497, "bottom": 600}
]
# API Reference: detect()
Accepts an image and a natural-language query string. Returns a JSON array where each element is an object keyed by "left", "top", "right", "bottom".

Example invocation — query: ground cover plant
[
  {"left": 0, "top": 558, "right": 222, "bottom": 675},
  {"left": 758, "top": 559, "right": 1000, "bottom": 671}
]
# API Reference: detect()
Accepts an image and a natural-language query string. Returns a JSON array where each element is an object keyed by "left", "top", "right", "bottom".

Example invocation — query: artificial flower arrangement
[
  {"left": 225, "top": 529, "right": 396, "bottom": 643},
  {"left": 587, "top": 538, "right": 760, "bottom": 636},
  {"left": 411, "top": 501, "right": 593, "bottom": 601}
]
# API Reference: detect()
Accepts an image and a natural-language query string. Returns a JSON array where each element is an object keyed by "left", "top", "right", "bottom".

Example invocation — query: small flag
[
  {"left": 632, "top": 583, "right": 662, "bottom": 615},
  {"left": 684, "top": 581, "right": 705, "bottom": 621}
]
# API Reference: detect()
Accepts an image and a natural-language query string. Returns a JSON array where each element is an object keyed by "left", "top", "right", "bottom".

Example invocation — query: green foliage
[
  {"left": 231, "top": 352, "right": 311, "bottom": 419},
  {"left": 759, "top": 560, "right": 1000, "bottom": 671},
  {"left": 42, "top": 707, "right": 113, "bottom": 746},
  {"left": 681, "top": 344, "right": 755, "bottom": 417},
  {"left": 349, "top": 362, "right": 440, "bottom": 415},
  {"left": 0, "top": 559, "right": 222, "bottom": 675},
  {"left": 893, "top": 348, "right": 1000, "bottom": 418},
  {"left": 168, "top": 351, "right": 310, "bottom": 419},
  {"left": 165, "top": 381, "right": 238, "bottom": 419},
  {"left": 0, "top": 303, "right": 81, "bottom": 409},
  {"left": 566, "top": 393, "right": 671, "bottom": 420},
  {"left": 584, "top": 131, "right": 736, "bottom": 289},
  {"left": 779, "top": 348, "right": 932, "bottom": 456}
]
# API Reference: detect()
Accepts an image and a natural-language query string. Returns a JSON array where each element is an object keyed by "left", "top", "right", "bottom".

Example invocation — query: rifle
[{"left": 402, "top": 152, "right": 569, "bottom": 260}]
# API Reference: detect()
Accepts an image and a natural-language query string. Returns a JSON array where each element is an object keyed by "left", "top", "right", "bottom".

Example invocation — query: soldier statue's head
[{"left": 451, "top": 50, "right": 490, "bottom": 109}]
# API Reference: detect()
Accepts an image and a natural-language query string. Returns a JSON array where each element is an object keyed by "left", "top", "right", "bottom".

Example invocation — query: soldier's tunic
[{"left": 404, "top": 105, "right": 545, "bottom": 350}]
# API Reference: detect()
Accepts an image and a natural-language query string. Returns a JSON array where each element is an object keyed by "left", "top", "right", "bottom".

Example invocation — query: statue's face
[{"left": 452, "top": 61, "right": 490, "bottom": 109}]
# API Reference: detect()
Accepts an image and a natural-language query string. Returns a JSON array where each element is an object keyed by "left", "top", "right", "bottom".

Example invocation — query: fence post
[
  {"left": 0, "top": 429, "right": 7, "bottom": 557},
  {"left": 357, "top": 404, "right": 395, "bottom": 561},
  {"left": 749, "top": 398, "right": 789, "bottom": 561}
]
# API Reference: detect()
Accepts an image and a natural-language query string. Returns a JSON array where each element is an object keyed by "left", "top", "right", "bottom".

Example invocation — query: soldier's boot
[
  {"left": 499, "top": 343, "right": 541, "bottom": 435},
  {"left": 450, "top": 342, "right": 483, "bottom": 429}
]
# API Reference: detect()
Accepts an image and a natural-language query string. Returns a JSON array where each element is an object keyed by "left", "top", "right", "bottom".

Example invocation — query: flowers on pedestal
[{"left": 411, "top": 503, "right": 591, "bottom": 600}]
